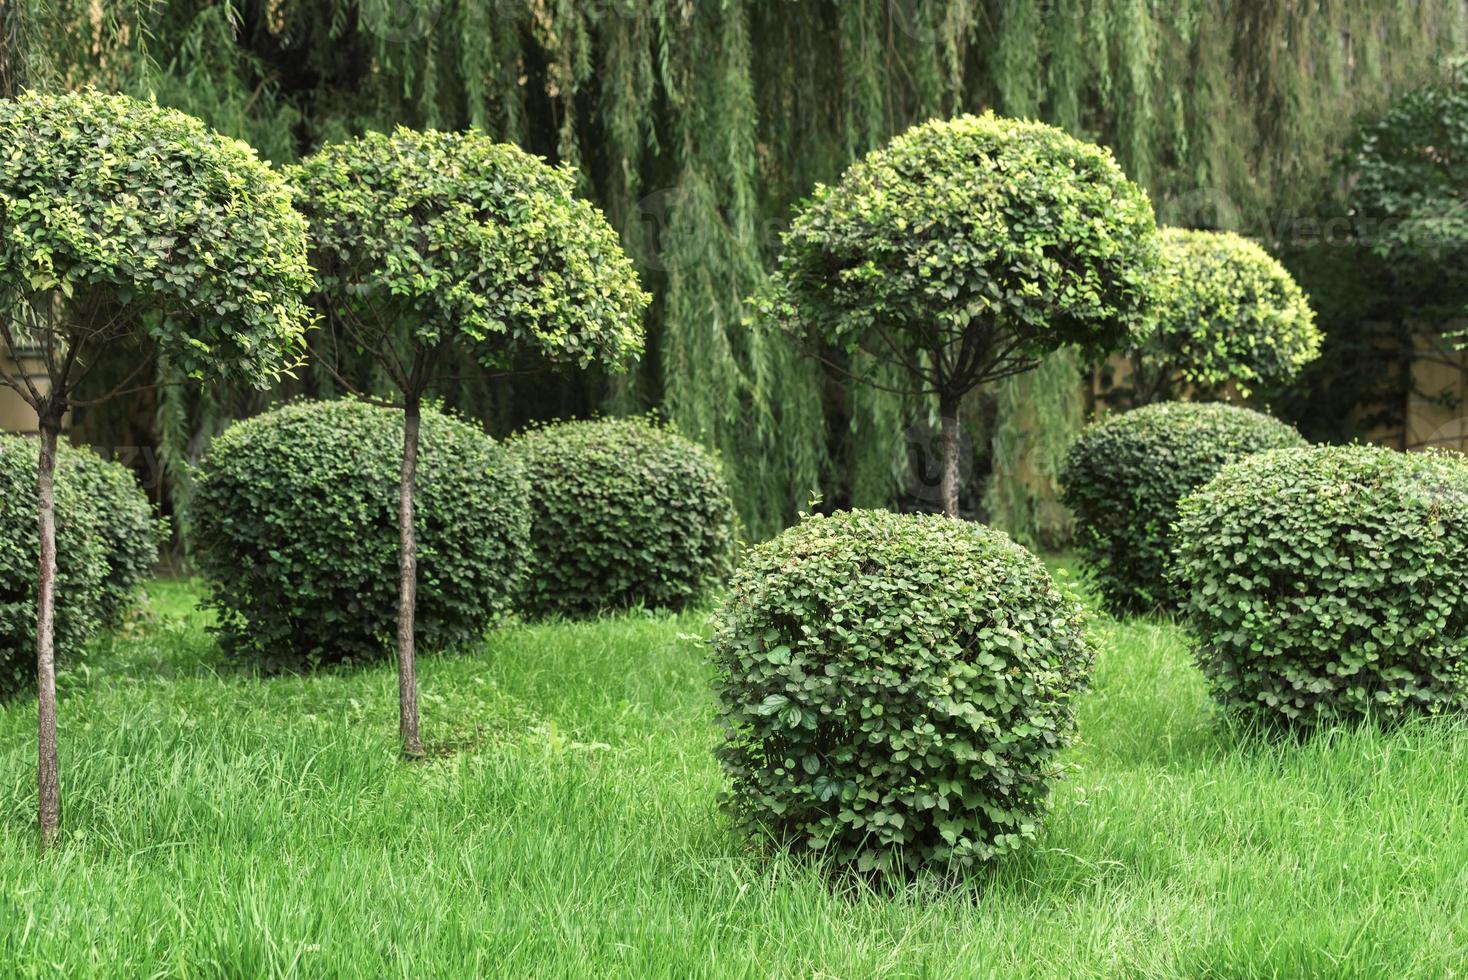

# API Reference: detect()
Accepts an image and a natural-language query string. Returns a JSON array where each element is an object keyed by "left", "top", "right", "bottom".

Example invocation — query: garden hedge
[
  {"left": 59, "top": 447, "right": 163, "bottom": 627},
  {"left": 1062, "top": 402, "right": 1306, "bottom": 613},
  {"left": 1176, "top": 444, "right": 1468, "bottom": 726},
  {"left": 711, "top": 509, "right": 1092, "bottom": 875},
  {"left": 0, "top": 436, "right": 108, "bottom": 699},
  {"left": 511, "top": 417, "right": 736, "bottom": 619},
  {"left": 194, "top": 400, "right": 530, "bottom": 668}
]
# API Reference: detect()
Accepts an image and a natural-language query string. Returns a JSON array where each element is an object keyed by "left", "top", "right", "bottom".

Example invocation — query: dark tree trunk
[
  {"left": 396, "top": 397, "right": 425, "bottom": 758},
  {"left": 939, "top": 392, "right": 962, "bottom": 519},
  {"left": 35, "top": 411, "right": 61, "bottom": 849}
]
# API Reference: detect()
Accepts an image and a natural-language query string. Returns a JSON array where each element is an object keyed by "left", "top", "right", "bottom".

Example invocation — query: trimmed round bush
[
  {"left": 194, "top": 400, "right": 530, "bottom": 668},
  {"left": 1176, "top": 445, "right": 1468, "bottom": 726},
  {"left": 59, "top": 447, "right": 163, "bottom": 626},
  {"left": 1130, "top": 228, "right": 1320, "bottom": 404},
  {"left": 0, "top": 436, "right": 107, "bottom": 699},
  {"left": 1062, "top": 402, "right": 1306, "bottom": 613},
  {"left": 511, "top": 417, "right": 736, "bottom": 619},
  {"left": 710, "top": 509, "right": 1092, "bottom": 875}
]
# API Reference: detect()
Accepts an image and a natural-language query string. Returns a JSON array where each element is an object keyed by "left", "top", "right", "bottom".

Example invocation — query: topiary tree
[
  {"left": 291, "top": 128, "right": 648, "bottom": 756},
  {"left": 194, "top": 399, "right": 530, "bottom": 669},
  {"left": 1061, "top": 402, "right": 1306, "bottom": 613},
  {"left": 762, "top": 112, "right": 1161, "bottom": 517},
  {"left": 510, "top": 416, "right": 737, "bottom": 620},
  {"left": 711, "top": 509, "right": 1092, "bottom": 875},
  {"left": 1123, "top": 228, "right": 1321, "bottom": 405},
  {"left": 0, "top": 89, "right": 311, "bottom": 846},
  {"left": 1176, "top": 444, "right": 1468, "bottom": 726}
]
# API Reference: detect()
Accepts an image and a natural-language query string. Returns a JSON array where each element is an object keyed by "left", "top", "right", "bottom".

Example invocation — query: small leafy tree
[
  {"left": 0, "top": 89, "right": 311, "bottom": 847},
  {"left": 292, "top": 128, "right": 647, "bottom": 757},
  {"left": 764, "top": 113, "right": 1161, "bottom": 517},
  {"left": 1123, "top": 228, "right": 1320, "bottom": 405}
]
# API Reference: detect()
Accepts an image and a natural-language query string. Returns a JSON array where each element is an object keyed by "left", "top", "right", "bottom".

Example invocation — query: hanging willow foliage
[{"left": 15, "top": 0, "right": 1468, "bottom": 541}]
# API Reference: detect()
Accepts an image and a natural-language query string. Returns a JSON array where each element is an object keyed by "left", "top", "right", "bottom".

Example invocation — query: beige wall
[
  {"left": 1407, "top": 329, "right": 1468, "bottom": 453},
  {"left": 0, "top": 351, "right": 48, "bottom": 436}
]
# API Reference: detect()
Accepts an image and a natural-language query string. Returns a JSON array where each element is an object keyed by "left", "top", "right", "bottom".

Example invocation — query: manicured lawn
[{"left": 2, "top": 570, "right": 1466, "bottom": 977}]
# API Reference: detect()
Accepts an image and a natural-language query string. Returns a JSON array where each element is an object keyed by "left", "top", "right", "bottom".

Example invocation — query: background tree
[
  {"left": 763, "top": 113, "right": 1161, "bottom": 517},
  {"left": 1123, "top": 228, "right": 1321, "bottom": 406},
  {"left": 1346, "top": 57, "right": 1468, "bottom": 323},
  {"left": 291, "top": 128, "right": 647, "bottom": 758},
  {"left": 0, "top": 89, "right": 311, "bottom": 847}
]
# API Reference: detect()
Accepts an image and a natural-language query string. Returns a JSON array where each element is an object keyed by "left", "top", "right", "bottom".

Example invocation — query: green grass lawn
[{"left": 2, "top": 570, "right": 1467, "bottom": 977}]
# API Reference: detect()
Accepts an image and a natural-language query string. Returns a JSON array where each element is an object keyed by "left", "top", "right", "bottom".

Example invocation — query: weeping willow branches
[{"left": 19, "top": 0, "right": 1468, "bottom": 540}]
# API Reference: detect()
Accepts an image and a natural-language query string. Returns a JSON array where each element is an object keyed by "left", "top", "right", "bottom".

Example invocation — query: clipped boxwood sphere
[
  {"left": 1176, "top": 445, "right": 1468, "bottom": 726},
  {"left": 510, "top": 417, "right": 736, "bottom": 619},
  {"left": 711, "top": 510, "right": 1092, "bottom": 875},
  {"left": 1062, "top": 402, "right": 1305, "bottom": 613},
  {"left": 0, "top": 436, "right": 108, "bottom": 699},
  {"left": 59, "top": 446, "right": 163, "bottom": 626},
  {"left": 194, "top": 400, "right": 530, "bottom": 668}
]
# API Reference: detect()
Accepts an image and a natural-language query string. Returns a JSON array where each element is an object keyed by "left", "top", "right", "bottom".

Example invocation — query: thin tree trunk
[
  {"left": 35, "top": 411, "right": 61, "bottom": 850},
  {"left": 396, "top": 396, "right": 425, "bottom": 758},
  {"left": 939, "top": 393, "right": 962, "bottom": 519}
]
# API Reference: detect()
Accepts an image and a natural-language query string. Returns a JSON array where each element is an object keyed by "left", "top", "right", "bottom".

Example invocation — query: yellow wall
[{"left": 0, "top": 352, "right": 48, "bottom": 436}]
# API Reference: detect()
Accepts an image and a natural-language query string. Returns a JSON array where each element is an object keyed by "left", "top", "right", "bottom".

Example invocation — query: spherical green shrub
[
  {"left": 1176, "top": 444, "right": 1468, "bottom": 726},
  {"left": 0, "top": 436, "right": 107, "bottom": 699},
  {"left": 711, "top": 509, "right": 1092, "bottom": 875},
  {"left": 1128, "top": 228, "right": 1320, "bottom": 404},
  {"left": 1062, "top": 402, "right": 1306, "bottom": 613},
  {"left": 58, "top": 447, "right": 163, "bottom": 626},
  {"left": 510, "top": 417, "right": 737, "bottom": 620},
  {"left": 193, "top": 400, "right": 530, "bottom": 668}
]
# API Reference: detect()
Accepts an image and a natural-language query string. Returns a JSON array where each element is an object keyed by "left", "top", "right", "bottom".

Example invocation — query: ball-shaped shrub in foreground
[
  {"left": 0, "top": 436, "right": 107, "bottom": 699},
  {"left": 194, "top": 400, "right": 530, "bottom": 668},
  {"left": 1062, "top": 402, "right": 1306, "bottom": 613},
  {"left": 1176, "top": 445, "right": 1468, "bottom": 726},
  {"left": 711, "top": 510, "right": 1092, "bottom": 875},
  {"left": 511, "top": 417, "right": 736, "bottom": 619},
  {"left": 59, "top": 447, "right": 163, "bottom": 626}
]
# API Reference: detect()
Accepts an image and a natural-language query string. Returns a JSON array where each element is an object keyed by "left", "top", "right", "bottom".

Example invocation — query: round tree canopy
[
  {"left": 291, "top": 127, "right": 648, "bottom": 371},
  {"left": 768, "top": 112, "right": 1161, "bottom": 385},
  {"left": 1139, "top": 228, "right": 1320, "bottom": 399},
  {"left": 0, "top": 89, "right": 312, "bottom": 385}
]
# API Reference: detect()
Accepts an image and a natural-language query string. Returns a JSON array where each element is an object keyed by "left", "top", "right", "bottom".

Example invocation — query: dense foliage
[
  {"left": 0, "top": 435, "right": 106, "bottom": 699},
  {"left": 764, "top": 112, "right": 1160, "bottom": 515},
  {"left": 290, "top": 127, "right": 647, "bottom": 379},
  {"left": 1346, "top": 59, "right": 1468, "bottom": 319},
  {"left": 1128, "top": 229, "right": 1320, "bottom": 404},
  {"left": 20, "top": 5, "right": 1459, "bottom": 545},
  {"left": 770, "top": 113, "right": 1160, "bottom": 377},
  {"left": 0, "top": 89, "right": 311, "bottom": 385},
  {"left": 1062, "top": 402, "right": 1306, "bottom": 613},
  {"left": 711, "top": 509, "right": 1092, "bottom": 875},
  {"left": 57, "top": 445, "right": 162, "bottom": 627},
  {"left": 1176, "top": 445, "right": 1468, "bottom": 725},
  {"left": 511, "top": 417, "right": 736, "bottom": 620},
  {"left": 193, "top": 400, "right": 530, "bottom": 668}
]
